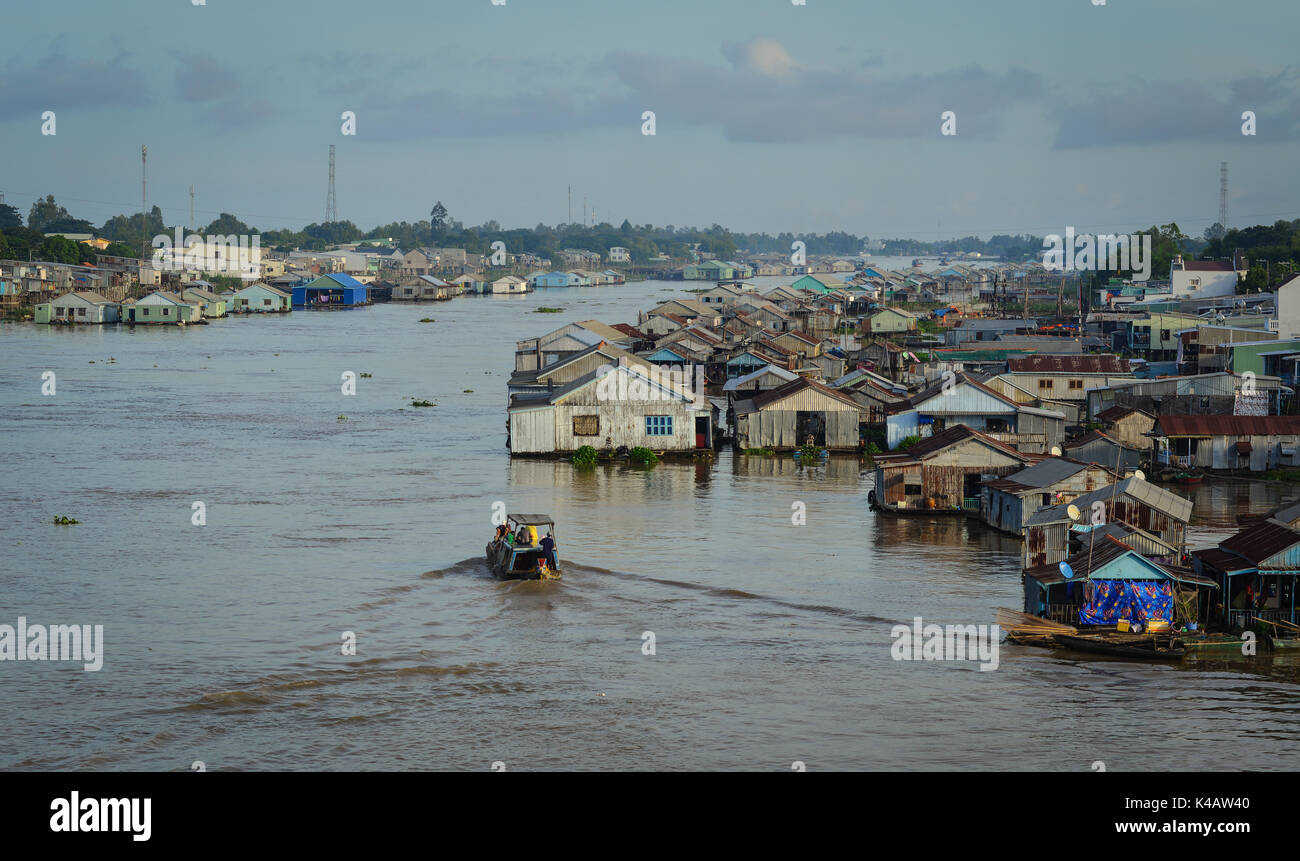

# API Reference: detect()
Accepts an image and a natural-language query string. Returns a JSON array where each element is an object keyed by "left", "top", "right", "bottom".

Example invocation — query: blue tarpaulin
[{"left": 1079, "top": 580, "right": 1173, "bottom": 625}]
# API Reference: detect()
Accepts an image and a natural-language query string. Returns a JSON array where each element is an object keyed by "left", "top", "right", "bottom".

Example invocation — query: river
[{"left": 2, "top": 276, "right": 1298, "bottom": 771}]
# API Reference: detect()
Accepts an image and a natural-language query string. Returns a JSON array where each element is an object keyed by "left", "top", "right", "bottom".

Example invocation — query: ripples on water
[{"left": 1, "top": 281, "right": 1299, "bottom": 770}]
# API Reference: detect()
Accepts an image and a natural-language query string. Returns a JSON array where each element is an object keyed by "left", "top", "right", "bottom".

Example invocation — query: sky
[{"left": 2, "top": 0, "right": 1298, "bottom": 241}]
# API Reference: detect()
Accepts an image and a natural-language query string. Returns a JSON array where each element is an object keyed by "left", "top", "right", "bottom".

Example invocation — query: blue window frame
[{"left": 645, "top": 415, "right": 673, "bottom": 436}]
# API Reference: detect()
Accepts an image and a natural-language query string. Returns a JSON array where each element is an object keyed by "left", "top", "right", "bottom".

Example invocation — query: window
[
  {"left": 1038, "top": 379, "right": 1053, "bottom": 390},
  {"left": 573, "top": 415, "right": 600, "bottom": 436},
  {"left": 1160, "top": 329, "right": 1170, "bottom": 341},
  {"left": 78, "top": 307, "right": 86, "bottom": 316},
  {"left": 263, "top": 298, "right": 272, "bottom": 306},
  {"left": 55, "top": 307, "right": 65, "bottom": 316},
  {"left": 162, "top": 308, "right": 169, "bottom": 316},
  {"left": 645, "top": 415, "right": 673, "bottom": 436},
  {"left": 904, "top": 483, "right": 923, "bottom": 496},
  {"left": 1069, "top": 379, "right": 1083, "bottom": 390}
]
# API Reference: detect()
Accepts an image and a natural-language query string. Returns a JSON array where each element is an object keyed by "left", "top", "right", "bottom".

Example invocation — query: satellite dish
[
  {"left": 1133, "top": 469, "right": 1146, "bottom": 481},
  {"left": 1050, "top": 445, "right": 1062, "bottom": 457},
  {"left": 1059, "top": 561, "right": 1075, "bottom": 580},
  {"left": 1067, "top": 504, "right": 1081, "bottom": 522}
]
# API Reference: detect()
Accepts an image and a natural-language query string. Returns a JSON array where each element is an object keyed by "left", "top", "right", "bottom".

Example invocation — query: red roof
[
  {"left": 1007, "top": 355, "right": 1128, "bottom": 374},
  {"left": 1182, "top": 260, "right": 1234, "bottom": 272},
  {"left": 610, "top": 323, "right": 649, "bottom": 340},
  {"left": 1155, "top": 415, "right": 1300, "bottom": 437}
]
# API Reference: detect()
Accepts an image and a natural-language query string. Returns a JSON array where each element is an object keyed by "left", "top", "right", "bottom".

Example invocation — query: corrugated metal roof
[
  {"left": 997, "top": 458, "right": 1089, "bottom": 489},
  {"left": 1154, "top": 415, "right": 1300, "bottom": 437},
  {"left": 1025, "top": 476, "right": 1192, "bottom": 526},
  {"left": 1007, "top": 355, "right": 1129, "bottom": 374},
  {"left": 875, "top": 423, "right": 1029, "bottom": 463},
  {"left": 1219, "top": 519, "right": 1300, "bottom": 565}
]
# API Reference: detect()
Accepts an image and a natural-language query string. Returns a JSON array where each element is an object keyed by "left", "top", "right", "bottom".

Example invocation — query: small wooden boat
[
  {"left": 1054, "top": 632, "right": 1185, "bottom": 660},
  {"left": 1270, "top": 635, "right": 1300, "bottom": 651},
  {"left": 1181, "top": 633, "right": 1245, "bottom": 652},
  {"left": 485, "top": 514, "right": 560, "bottom": 580},
  {"left": 1174, "top": 471, "right": 1203, "bottom": 485}
]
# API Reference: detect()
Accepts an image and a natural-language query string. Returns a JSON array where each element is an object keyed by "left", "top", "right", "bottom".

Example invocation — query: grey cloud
[{"left": 0, "top": 54, "right": 149, "bottom": 120}]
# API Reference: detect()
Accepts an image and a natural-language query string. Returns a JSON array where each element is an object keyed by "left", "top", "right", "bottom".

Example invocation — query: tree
[
  {"left": 0, "top": 202, "right": 22, "bottom": 230},
  {"left": 202, "top": 213, "right": 253, "bottom": 236},
  {"left": 429, "top": 202, "right": 449, "bottom": 242},
  {"left": 1204, "top": 223, "right": 1226, "bottom": 242},
  {"left": 28, "top": 195, "right": 76, "bottom": 233},
  {"left": 40, "top": 234, "right": 80, "bottom": 264}
]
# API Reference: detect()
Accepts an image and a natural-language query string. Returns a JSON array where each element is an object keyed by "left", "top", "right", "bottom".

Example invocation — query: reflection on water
[{"left": 2, "top": 282, "right": 1300, "bottom": 770}]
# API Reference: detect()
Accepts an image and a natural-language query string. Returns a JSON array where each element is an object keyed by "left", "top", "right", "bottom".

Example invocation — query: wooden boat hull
[
  {"left": 1270, "top": 635, "right": 1300, "bottom": 650},
  {"left": 1054, "top": 633, "right": 1185, "bottom": 660}
]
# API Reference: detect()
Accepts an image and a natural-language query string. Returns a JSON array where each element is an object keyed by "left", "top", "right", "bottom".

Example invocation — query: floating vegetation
[
  {"left": 628, "top": 447, "right": 659, "bottom": 466},
  {"left": 572, "top": 445, "right": 598, "bottom": 468},
  {"left": 463, "top": 389, "right": 473, "bottom": 393},
  {"left": 337, "top": 415, "right": 348, "bottom": 421},
  {"left": 742, "top": 448, "right": 776, "bottom": 457},
  {"left": 797, "top": 442, "right": 825, "bottom": 463},
  {"left": 411, "top": 399, "right": 435, "bottom": 407},
  {"left": 52, "top": 516, "right": 80, "bottom": 525},
  {"left": 360, "top": 373, "right": 373, "bottom": 378},
  {"left": 535, "top": 307, "right": 564, "bottom": 313},
  {"left": 419, "top": 318, "right": 436, "bottom": 323}
]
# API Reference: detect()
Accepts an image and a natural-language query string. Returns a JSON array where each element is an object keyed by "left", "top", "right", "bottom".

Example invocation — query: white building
[
  {"left": 607, "top": 246, "right": 631, "bottom": 264},
  {"left": 51, "top": 291, "right": 120, "bottom": 324},
  {"left": 1169, "top": 254, "right": 1243, "bottom": 299},
  {"left": 492, "top": 275, "right": 529, "bottom": 294}
]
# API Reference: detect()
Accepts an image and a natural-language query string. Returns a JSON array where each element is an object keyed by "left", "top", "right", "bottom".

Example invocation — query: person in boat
[
  {"left": 540, "top": 530, "right": 556, "bottom": 571},
  {"left": 515, "top": 526, "right": 531, "bottom": 546},
  {"left": 494, "top": 523, "right": 508, "bottom": 545}
]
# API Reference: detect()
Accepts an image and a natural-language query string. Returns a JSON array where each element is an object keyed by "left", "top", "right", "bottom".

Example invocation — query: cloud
[
  {"left": 607, "top": 40, "right": 1045, "bottom": 143},
  {"left": 0, "top": 54, "right": 150, "bottom": 120},
  {"left": 1051, "top": 71, "right": 1300, "bottom": 148},
  {"left": 172, "top": 53, "right": 274, "bottom": 133},
  {"left": 174, "top": 55, "right": 241, "bottom": 103}
]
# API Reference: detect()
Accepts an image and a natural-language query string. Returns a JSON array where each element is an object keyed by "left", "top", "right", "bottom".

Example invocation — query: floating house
[
  {"left": 981, "top": 458, "right": 1118, "bottom": 534},
  {"left": 507, "top": 362, "right": 712, "bottom": 455},
  {"left": 732, "top": 378, "right": 861, "bottom": 451},
  {"left": 886, "top": 372, "right": 1066, "bottom": 454},
  {"left": 492, "top": 275, "right": 529, "bottom": 295},
  {"left": 534, "top": 271, "right": 582, "bottom": 288},
  {"left": 293, "top": 273, "right": 369, "bottom": 308},
  {"left": 1023, "top": 535, "right": 1216, "bottom": 626},
  {"left": 1021, "top": 476, "right": 1192, "bottom": 570},
  {"left": 1151, "top": 415, "right": 1300, "bottom": 472},
  {"left": 1194, "top": 518, "right": 1300, "bottom": 630},
  {"left": 230, "top": 283, "right": 292, "bottom": 313},
  {"left": 129, "top": 291, "right": 201, "bottom": 324},
  {"left": 871, "top": 424, "right": 1033, "bottom": 515},
  {"left": 49, "top": 291, "right": 120, "bottom": 324},
  {"left": 181, "top": 287, "right": 227, "bottom": 318}
]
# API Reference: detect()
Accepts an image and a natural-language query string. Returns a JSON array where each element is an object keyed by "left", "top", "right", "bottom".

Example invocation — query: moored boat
[{"left": 1054, "top": 632, "right": 1185, "bottom": 660}]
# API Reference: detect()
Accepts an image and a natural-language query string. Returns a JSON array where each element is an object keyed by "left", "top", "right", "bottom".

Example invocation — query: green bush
[
  {"left": 742, "top": 447, "right": 776, "bottom": 456},
  {"left": 628, "top": 446, "right": 659, "bottom": 466},
  {"left": 798, "top": 442, "right": 823, "bottom": 463},
  {"left": 896, "top": 435, "right": 922, "bottom": 451},
  {"left": 572, "top": 445, "right": 598, "bottom": 467}
]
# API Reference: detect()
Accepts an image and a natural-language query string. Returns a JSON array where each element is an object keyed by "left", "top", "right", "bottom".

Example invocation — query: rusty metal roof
[
  {"left": 1154, "top": 415, "right": 1300, "bottom": 436},
  {"left": 1219, "top": 519, "right": 1300, "bottom": 565},
  {"left": 1007, "top": 355, "right": 1129, "bottom": 374}
]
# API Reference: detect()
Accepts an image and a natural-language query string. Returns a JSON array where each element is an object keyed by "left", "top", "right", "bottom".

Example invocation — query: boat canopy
[{"left": 508, "top": 514, "right": 555, "bottom": 526}]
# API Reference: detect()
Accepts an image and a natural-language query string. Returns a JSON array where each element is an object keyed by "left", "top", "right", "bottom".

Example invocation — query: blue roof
[{"left": 324, "top": 273, "right": 365, "bottom": 289}]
